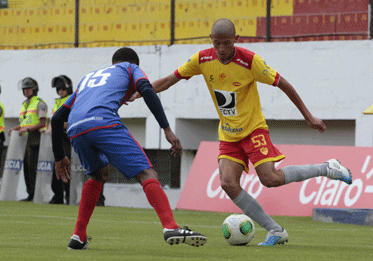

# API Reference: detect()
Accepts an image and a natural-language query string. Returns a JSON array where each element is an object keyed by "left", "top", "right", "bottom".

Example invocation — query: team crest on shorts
[{"left": 260, "top": 147, "right": 268, "bottom": 155}]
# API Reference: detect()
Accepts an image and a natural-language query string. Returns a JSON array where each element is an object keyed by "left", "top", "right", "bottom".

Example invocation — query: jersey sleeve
[
  {"left": 174, "top": 52, "right": 202, "bottom": 80},
  {"left": 62, "top": 91, "right": 76, "bottom": 109},
  {"left": 251, "top": 54, "right": 280, "bottom": 87},
  {"left": 131, "top": 64, "right": 149, "bottom": 86}
]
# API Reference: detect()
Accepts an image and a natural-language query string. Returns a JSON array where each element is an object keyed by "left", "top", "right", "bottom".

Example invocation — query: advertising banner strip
[{"left": 176, "top": 142, "right": 373, "bottom": 217}]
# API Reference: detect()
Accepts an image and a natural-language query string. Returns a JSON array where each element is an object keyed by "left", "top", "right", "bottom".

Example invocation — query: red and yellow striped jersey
[{"left": 175, "top": 46, "right": 280, "bottom": 142}]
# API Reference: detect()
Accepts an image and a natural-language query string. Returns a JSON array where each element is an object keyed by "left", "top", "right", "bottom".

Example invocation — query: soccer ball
[{"left": 222, "top": 214, "right": 255, "bottom": 245}]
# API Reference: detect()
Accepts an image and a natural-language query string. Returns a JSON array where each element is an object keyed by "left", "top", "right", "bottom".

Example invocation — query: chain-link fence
[{"left": 0, "top": 0, "right": 371, "bottom": 49}]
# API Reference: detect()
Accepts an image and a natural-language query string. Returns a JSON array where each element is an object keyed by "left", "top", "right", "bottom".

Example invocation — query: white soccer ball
[{"left": 222, "top": 214, "right": 255, "bottom": 245}]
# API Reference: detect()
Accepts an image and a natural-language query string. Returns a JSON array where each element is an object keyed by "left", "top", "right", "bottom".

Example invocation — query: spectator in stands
[
  {"left": 129, "top": 18, "right": 353, "bottom": 246},
  {"left": 7, "top": 77, "right": 48, "bottom": 202},
  {"left": 51, "top": 47, "right": 207, "bottom": 250},
  {"left": 0, "top": 86, "right": 5, "bottom": 170}
]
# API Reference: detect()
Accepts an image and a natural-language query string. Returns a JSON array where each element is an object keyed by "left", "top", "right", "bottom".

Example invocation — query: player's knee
[
  {"left": 101, "top": 173, "right": 109, "bottom": 183},
  {"left": 259, "top": 175, "right": 282, "bottom": 188},
  {"left": 90, "top": 174, "right": 108, "bottom": 185},
  {"left": 257, "top": 169, "right": 284, "bottom": 188},
  {"left": 221, "top": 179, "right": 239, "bottom": 194},
  {"left": 260, "top": 178, "right": 275, "bottom": 188},
  {"left": 142, "top": 178, "right": 161, "bottom": 191},
  {"left": 90, "top": 168, "right": 109, "bottom": 184}
]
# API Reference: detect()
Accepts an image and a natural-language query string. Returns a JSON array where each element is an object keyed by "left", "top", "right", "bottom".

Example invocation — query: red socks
[
  {"left": 73, "top": 179, "right": 103, "bottom": 241},
  {"left": 72, "top": 178, "right": 177, "bottom": 241},
  {"left": 142, "top": 179, "right": 179, "bottom": 230}
]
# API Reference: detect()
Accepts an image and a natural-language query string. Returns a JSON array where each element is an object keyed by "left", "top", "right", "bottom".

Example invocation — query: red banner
[{"left": 176, "top": 142, "right": 373, "bottom": 216}]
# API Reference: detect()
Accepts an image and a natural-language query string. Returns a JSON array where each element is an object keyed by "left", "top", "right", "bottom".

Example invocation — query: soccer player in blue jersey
[{"left": 51, "top": 47, "right": 207, "bottom": 250}]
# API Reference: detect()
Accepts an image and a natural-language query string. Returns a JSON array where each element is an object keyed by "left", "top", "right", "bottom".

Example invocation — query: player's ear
[{"left": 234, "top": 35, "right": 240, "bottom": 42}]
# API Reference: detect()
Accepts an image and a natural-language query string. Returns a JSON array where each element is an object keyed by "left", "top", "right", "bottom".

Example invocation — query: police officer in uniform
[
  {"left": 0, "top": 86, "right": 5, "bottom": 172},
  {"left": 49, "top": 76, "right": 105, "bottom": 206},
  {"left": 49, "top": 75, "right": 73, "bottom": 204},
  {"left": 7, "top": 78, "right": 48, "bottom": 202}
]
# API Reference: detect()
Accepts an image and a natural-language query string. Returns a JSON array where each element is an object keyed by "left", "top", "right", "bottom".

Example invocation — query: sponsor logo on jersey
[
  {"left": 4, "top": 159, "right": 22, "bottom": 170},
  {"left": 201, "top": 56, "right": 212, "bottom": 60},
  {"left": 213, "top": 89, "right": 237, "bottom": 116},
  {"left": 199, "top": 55, "right": 214, "bottom": 63},
  {"left": 219, "top": 73, "right": 227, "bottom": 83},
  {"left": 37, "top": 161, "right": 54, "bottom": 172},
  {"left": 220, "top": 123, "right": 243, "bottom": 133},
  {"left": 263, "top": 61, "right": 270, "bottom": 76},
  {"left": 68, "top": 116, "right": 103, "bottom": 131},
  {"left": 233, "top": 82, "right": 241, "bottom": 86},
  {"left": 236, "top": 58, "right": 249, "bottom": 67},
  {"left": 200, "top": 56, "right": 213, "bottom": 61}
]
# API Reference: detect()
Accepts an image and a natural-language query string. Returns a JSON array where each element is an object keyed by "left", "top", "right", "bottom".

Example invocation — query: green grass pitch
[{"left": 0, "top": 201, "right": 372, "bottom": 261}]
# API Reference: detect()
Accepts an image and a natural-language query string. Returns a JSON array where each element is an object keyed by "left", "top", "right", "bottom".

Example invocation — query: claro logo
[
  {"left": 300, "top": 155, "right": 373, "bottom": 207},
  {"left": 300, "top": 177, "right": 359, "bottom": 207},
  {"left": 206, "top": 168, "right": 264, "bottom": 199},
  {"left": 205, "top": 156, "right": 373, "bottom": 208}
]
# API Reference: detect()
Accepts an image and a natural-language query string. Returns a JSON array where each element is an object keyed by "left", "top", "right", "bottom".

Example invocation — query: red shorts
[{"left": 218, "top": 129, "right": 285, "bottom": 172}]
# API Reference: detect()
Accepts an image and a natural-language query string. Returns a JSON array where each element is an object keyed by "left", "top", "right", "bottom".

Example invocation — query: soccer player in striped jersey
[
  {"left": 51, "top": 47, "right": 207, "bottom": 250},
  {"left": 130, "top": 19, "right": 353, "bottom": 246}
]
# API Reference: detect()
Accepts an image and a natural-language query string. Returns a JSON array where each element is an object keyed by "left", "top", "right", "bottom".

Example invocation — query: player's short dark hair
[{"left": 112, "top": 47, "right": 140, "bottom": 66}]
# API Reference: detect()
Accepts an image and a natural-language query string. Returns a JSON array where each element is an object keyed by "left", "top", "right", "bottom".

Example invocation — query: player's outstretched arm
[
  {"left": 136, "top": 79, "right": 183, "bottom": 156},
  {"left": 151, "top": 73, "right": 181, "bottom": 93},
  {"left": 277, "top": 77, "right": 326, "bottom": 133},
  {"left": 127, "top": 73, "right": 181, "bottom": 103}
]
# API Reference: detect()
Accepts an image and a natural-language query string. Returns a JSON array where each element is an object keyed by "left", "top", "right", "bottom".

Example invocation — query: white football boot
[
  {"left": 258, "top": 228, "right": 288, "bottom": 246},
  {"left": 325, "top": 159, "right": 352, "bottom": 185}
]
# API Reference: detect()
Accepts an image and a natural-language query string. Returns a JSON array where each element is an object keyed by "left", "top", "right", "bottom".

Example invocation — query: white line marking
[{"left": 0, "top": 213, "right": 370, "bottom": 232}]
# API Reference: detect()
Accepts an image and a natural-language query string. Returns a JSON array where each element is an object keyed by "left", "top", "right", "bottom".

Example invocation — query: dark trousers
[
  {"left": 23, "top": 144, "right": 39, "bottom": 199},
  {"left": 0, "top": 141, "right": 3, "bottom": 170},
  {"left": 51, "top": 132, "right": 71, "bottom": 203}
]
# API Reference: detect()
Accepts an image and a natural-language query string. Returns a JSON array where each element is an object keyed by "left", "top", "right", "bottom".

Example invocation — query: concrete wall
[
  {"left": 2, "top": 40, "right": 373, "bottom": 208},
  {"left": 1, "top": 40, "right": 373, "bottom": 148}
]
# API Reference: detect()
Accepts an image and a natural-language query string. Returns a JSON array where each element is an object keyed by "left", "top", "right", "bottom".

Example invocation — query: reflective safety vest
[
  {"left": 52, "top": 95, "right": 70, "bottom": 115},
  {"left": 0, "top": 101, "right": 4, "bottom": 133},
  {"left": 19, "top": 96, "right": 47, "bottom": 130}
]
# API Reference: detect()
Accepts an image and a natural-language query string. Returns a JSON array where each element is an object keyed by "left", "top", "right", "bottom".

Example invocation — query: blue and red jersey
[{"left": 63, "top": 62, "right": 147, "bottom": 140}]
